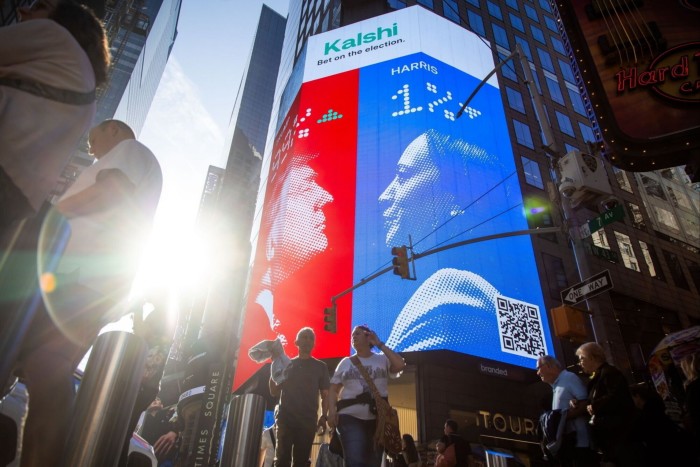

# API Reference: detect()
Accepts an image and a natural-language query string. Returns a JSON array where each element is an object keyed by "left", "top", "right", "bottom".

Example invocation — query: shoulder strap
[
  {"left": 0, "top": 77, "right": 95, "bottom": 105},
  {"left": 350, "top": 355, "right": 382, "bottom": 401}
]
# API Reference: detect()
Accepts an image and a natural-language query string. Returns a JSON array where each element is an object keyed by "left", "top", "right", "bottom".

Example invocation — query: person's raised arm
[{"left": 367, "top": 330, "right": 405, "bottom": 373}]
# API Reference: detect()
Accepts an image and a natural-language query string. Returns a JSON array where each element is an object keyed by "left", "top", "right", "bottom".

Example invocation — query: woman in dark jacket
[{"left": 576, "top": 342, "right": 643, "bottom": 467}]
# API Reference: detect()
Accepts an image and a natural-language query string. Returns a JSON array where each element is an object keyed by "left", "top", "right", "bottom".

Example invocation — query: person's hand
[
  {"left": 364, "top": 329, "right": 382, "bottom": 348},
  {"left": 586, "top": 404, "right": 594, "bottom": 416},
  {"left": 317, "top": 415, "right": 327, "bottom": 434},
  {"left": 327, "top": 408, "right": 338, "bottom": 429},
  {"left": 569, "top": 399, "right": 578, "bottom": 409},
  {"left": 153, "top": 430, "right": 177, "bottom": 459}
]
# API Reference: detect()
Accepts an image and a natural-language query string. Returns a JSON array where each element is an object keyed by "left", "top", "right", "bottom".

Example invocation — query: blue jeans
[{"left": 337, "top": 414, "right": 383, "bottom": 467}]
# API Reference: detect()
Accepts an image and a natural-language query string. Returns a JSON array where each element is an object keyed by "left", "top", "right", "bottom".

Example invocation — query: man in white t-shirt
[{"left": 17, "top": 119, "right": 162, "bottom": 467}]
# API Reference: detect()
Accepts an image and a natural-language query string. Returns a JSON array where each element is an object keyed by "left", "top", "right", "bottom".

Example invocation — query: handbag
[
  {"left": 350, "top": 356, "right": 402, "bottom": 455},
  {"left": 329, "top": 427, "right": 343, "bottom": 457}
]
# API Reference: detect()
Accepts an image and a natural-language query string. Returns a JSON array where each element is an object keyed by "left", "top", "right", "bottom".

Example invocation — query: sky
[{"left": 130, "top": 0, "right": 288, "bottom": 296}]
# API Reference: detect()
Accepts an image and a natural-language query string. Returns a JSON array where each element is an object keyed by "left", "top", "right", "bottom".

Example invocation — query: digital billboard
[{"left": 233, "top": 6, "right": 553, "bottom": 389}]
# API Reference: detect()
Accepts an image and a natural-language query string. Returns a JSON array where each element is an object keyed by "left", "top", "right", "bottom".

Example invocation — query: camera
[
  {"left": 599, "top": 196, "right": 620, "bottom": 212},
  {"left": 558, "top": 178, "right": 578, "bottom": 198}
]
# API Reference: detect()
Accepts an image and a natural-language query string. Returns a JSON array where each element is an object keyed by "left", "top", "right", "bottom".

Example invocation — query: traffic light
[
  {"left": 391, "top": 246, "right": 410, "bottom": 279},
  {"left": 323, "top": 305, "right": 337, "bottom": 333}
]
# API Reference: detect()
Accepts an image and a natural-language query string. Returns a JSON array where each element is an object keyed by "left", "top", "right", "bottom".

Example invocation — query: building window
[
  {"left": 564, "top": 143, "right": 579, "bottom": 154},
  {"left": 486, "top": 1, "right": 503, "bottom": 19},
  {"left": 653, "top": 205, "right": 681, "bottom": 233},
  {"left": 492, "top": 24, "right": 509, "bottom": 48},
  {"left": 466, "top": 0, "right": 480, "bottom": 6},
  {"left": 679, "top": 210, "right": 700, "bottom": 243},
  {"left": 537, "top": 48, "right": 555, "bottom": 72},
  {"left": 521, "top": 156, "right": 544, "bottom": 189},
  {"left": 505, "top": 0, "right": 519, "bottom": 10},
  {"left": 558, "top": 59, "right": 576, "bottom": 83},
  {"left": 467, "top": 10, "right": 485, "bottom": 36},
  {"left": 578, "top": 122, "right": 596, "bottom": 143},
  {"left": 555, "top": 111, "right": 574, "bottom": 137},
  {"left": 686, "top": 259, "right": 700, "bottom": 293},
  {"left": 513, "top": 119, "right": 534, "bottom": 149},
  {"left": 663, "top": 250, "right": 690, "bottom": 290},
  {"left": 506, "top": 86, "right": 525, "bottom": 113},
  {"left": 613, "top": 167, "right": 634, "bottom": 193},
  {"left": 417, "top": 0, "right": 434, "bottom": 8},
  {"left": 545, "top": 76, "right": 564, "bottom": 105},
  {"left": 659, "top": 168, "right": 685, "bottom": 184},
  {"left": 443, "top": 0, "right": 460, "bottom": 23},
  {"left": 388, "top": 0, "right": 407, "bottom": 8},
  {"left": 614, "top": 231, "right": 639, "bottom": 272},
  {"left": 514, "top": 36, "right": 532, "bottom": 61},
  {"left": 499, "top": 53, "right": 518, "bottom": 81},
  {"left": 538, "top": 0, "right": 552, "bottom": 12},
  {"left": 542, "top": 253, "right": 568, "bottom": 300},
  {"left": 639, "top": 174, "right": 667, "bottom": 201},
  {"left": 509, "top": 13, "right": 524, "bottom": 32},
  {"left": 626, "top": 202, "right": 646, "bottom": 230},
  {"left": 592, "top": 229, "right": 610, "bottom": 249},
  {"left": 530, "top": 25, "right": 545, "bottom": 44},
  {"left": 666, "top": 186, "right": 693, "bottom": 210},
  {"left": 544, "top": 16, "right": 558, "bottom": 33},
  {"left": 639, "top": 241, "right": 664, "bottom": 280},
  {"left": 550, "top": 36, "right": 566, "bottom": 54},
  {"left": 567, "top": 88, "right": 587, "bottom": 116},
  {"left": 524, "top": 4, "right": 538, "bottom": 20}
]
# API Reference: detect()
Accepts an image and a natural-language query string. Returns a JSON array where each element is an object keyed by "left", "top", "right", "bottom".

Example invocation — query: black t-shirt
[{"left": 278, "top": 357, "right": 330, "bottom": 426}]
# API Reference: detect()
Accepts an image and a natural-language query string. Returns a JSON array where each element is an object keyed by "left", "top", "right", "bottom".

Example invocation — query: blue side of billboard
[{"left": 352, "top": 52, "right": 553, "bottom": 368}]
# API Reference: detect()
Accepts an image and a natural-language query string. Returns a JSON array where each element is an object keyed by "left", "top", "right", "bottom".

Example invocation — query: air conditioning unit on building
[{"left": 557, "top": 150, "right": 613, "bottom": 208}]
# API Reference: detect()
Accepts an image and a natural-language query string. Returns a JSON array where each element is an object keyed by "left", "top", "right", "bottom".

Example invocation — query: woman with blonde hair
[{"left": 575, "top": 342, "right": 642, "bottom": 467}]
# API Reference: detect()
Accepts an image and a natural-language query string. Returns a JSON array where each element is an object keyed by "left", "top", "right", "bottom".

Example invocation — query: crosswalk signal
[
  {"left": 391, "top": 246, "right": 410, "bottom": 279},
  {"left": 323, "top": 305, "right": 337, "bottom": 333}
]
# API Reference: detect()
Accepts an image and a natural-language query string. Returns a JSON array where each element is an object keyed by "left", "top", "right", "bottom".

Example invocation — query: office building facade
[{"left": 229, "top": 0, "right": 699, "bottom": 463}]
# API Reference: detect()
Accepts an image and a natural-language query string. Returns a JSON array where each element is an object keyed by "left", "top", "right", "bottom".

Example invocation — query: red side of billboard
[{"left": 233, "top": 70, "right": 359, "bottom": 390}]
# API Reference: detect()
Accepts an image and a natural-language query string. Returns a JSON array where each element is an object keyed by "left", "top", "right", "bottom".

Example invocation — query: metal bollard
[
  {"left": 63, "top": 331, "right": 148, "bottom": 467},
  {"left": 218, "top": 393, "right": 266, "bottom": 467}
]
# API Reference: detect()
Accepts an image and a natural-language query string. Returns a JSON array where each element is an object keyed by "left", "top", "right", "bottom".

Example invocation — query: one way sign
[{"left": 560, "top": 270, "right": 613, "bottom": 306}]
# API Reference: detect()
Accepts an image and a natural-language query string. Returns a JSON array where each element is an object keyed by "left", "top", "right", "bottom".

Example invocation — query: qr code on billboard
[{"left": 495, "top": 295, "right": 547, "bottom": 359}]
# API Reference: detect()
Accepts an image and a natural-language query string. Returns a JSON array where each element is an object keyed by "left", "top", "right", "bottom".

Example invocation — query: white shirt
[
  {"left": 0, "top": 19, "right": 96, "bottom": 210},
  {"left": 331, "top": 352, "right": 398, "bottom": 420},
  {"left": 58, "top": 139, "right": 162, "bottom": 298}
]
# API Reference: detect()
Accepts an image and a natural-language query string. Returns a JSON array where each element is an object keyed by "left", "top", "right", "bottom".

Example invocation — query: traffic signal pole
[{"left": 327, "top": 226, "right": 561, "bottom": 306}]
